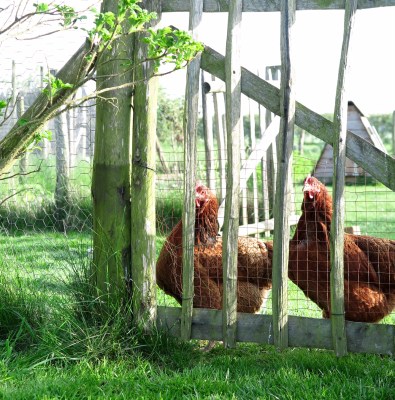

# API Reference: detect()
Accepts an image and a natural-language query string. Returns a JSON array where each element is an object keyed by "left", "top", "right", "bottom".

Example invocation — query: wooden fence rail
[{"left": 162, "top": 0, "right": 395, "bottom": 12}]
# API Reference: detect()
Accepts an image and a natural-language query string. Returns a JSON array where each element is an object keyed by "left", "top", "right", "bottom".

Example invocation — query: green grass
[
  {"left": 0, "top": 232, "right": 393, "bottom": 398},
  {"left": 0, "top": 340, "right": 394, "bottom": 399}
]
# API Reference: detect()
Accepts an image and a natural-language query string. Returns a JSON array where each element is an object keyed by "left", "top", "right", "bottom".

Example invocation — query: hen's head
[
  {"left": 303, "top": 175, "right": 321, "bottom": 200},
  {"left": 302, "top": 174, "right": 332, "bottom": 215},
  {"left": 194, "top": 182, "right": 219, "bottom": 245},
  {"left": 195, "top": 183, "right": 215, "bottom": 214}
]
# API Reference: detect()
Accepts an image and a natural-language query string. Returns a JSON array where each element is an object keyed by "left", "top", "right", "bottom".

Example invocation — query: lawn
[{"left": 0, "top": 232, "right": 394, "bottom": 399}]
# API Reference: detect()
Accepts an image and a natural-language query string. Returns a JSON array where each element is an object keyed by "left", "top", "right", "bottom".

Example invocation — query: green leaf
[{"left": 34, "top": 3, "right": 49, "bottom": 13}]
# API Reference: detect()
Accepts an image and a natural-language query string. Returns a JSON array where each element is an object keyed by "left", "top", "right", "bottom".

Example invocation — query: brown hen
[
  {"left": 288, "top": 175, "right": 395, "bottom": 322},
  {"left": 156, "top": 183, "right": 272, "bottom": 313}
]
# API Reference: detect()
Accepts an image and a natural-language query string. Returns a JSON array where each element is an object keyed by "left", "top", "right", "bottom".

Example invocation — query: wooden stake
[
  {"left": 222, "top": 0, "right": 242, "bottom": 348},
  {"left": 181, "top": 0, "right": 203, "bottom": 341},
  {"left": 272, "top": 0, "right": 296, "bottom": 350},
  {"left": 330, "top": 0, "right": 358, "bottom": 357}
]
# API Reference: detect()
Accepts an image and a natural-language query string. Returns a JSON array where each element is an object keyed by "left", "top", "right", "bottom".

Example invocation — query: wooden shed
[{"left": 314, "top": 101, "right": 387, "bottom": 183}]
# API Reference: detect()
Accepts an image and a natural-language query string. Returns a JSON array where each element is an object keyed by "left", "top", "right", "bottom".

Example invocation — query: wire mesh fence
[
  {"left": 0, "top": 56, "right": 394, "bottom": 332},
  {"left": 156, "top": 137, "right": 395, "bottom": 326}
]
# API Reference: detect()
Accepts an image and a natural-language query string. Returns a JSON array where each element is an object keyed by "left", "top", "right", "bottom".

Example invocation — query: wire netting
[{"left": 1, "top": 55, "right": 394, "bottom": 329}]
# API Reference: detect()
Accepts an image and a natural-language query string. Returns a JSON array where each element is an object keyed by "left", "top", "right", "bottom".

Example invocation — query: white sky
[
  {"left": 159, "top": 8, "right": 395, "bottom": 115},
  {"left": 1, "top": 3, "right": 394, "bottom": 115}
]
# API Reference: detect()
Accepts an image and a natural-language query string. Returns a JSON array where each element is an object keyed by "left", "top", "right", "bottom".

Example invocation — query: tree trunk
[
  {"left": 92, "top": 0, "right": 134, "bottom": 304},
  {"left": 55, "top": 109, "right": 70, "bottom": 231}
]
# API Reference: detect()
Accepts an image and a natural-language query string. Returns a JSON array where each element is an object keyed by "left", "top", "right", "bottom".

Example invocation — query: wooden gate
[{"left": 152, "top": 1, "right": 395, "bottom": 356}]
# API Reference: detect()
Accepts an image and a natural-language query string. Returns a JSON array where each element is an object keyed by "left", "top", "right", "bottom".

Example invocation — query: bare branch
[
  {"left": 0, "top": 188, "right": 33, "bottom": 207},
  {"left": 0, "top": 160, "right": 42, "bottom": 181}
]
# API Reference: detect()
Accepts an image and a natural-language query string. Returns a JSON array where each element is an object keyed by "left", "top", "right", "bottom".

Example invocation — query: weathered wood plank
[
  {"left": 162, "top": 0, "right": 395, "bottom": 12},
  {"left": 259, "top": 100, "right": 271, "bottom": 238},
  {"left": 157, "top": 307, "right": 395, "bottom": 355},
  {"left": 330, "top": 1, "right": 358, "bottom": 357},
  {"left": 131, "top": 0, "right": 161, "bottom": 330},
  {"left": 248, "top": 98, "right": 259, "bottom": 235},
  {"left": 272, "top": 0, "right": 296, "bottom": 350},
  {"left": 201, "top": 71, "right": 216, "bottom": 190},
  {"left": 181, "top": 0, "right": 204, "bottom": 341},
  {"left": 240, "top": 114, "right": 248, "bottom": 227},
  {"left": 222, "top": 0, "right": 242, "bottom": 349},
  {"left": 200, "top": 46, "right": 395, "bottom": 191},
  {"left": 212, "top": 79, "right": 227, "bottom": 201}
]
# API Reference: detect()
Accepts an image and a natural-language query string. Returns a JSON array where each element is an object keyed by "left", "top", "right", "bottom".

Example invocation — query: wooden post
[
  {"left": 249, "top": 99, "right": 259, "bottom": 234},
  {"left": 258, "top": 71, "right": 271, "bottom": 238},
  {"left": 201, "top": 71, "right": 216, "bottom": 190},
  {"left": 330, "top": 1, "right": 358, "bottom": 357},
  {"left": 272, "top": 0, "right": 296, "bottom": 350},
  {"left": 265, "top": 66, "right": 279, "bottom": 212},
  {"left": 131, "top": 0, "right": 161, "bottom": 330},
  {"left": 240, "top": 113, "right": 248, "bottom": 226},
  {"left": 212, "top": 77, "right": 226, "bottom": 201},
  {"left": 92, "top": 0, "right": 133, "bottom": 304},
  {"left": 222, "top": 0, "right": 242, "bottom": 349},
  {"left": 180, "top": 0, "right": 203, "bottom": 341}
]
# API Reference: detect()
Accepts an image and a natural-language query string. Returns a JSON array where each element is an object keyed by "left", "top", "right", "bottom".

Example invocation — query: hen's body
[
  {"left": 288, "top": 176, "right": 395, "bottom": 322},
  {"left": 156, "top": 184, "right": 272, "bottom": 313}
]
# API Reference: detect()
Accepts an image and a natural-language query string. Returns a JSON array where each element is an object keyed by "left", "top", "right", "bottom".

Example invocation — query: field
[{"left": 0, "top": 132, "right": 395, "bottom": 398}]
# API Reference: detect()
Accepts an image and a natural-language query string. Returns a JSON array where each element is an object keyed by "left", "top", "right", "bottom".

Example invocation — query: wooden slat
[
  {"left": 162, "top": 0, "right": 395, "bottom": 12},
  {"left": 265, "top": 67, "right": 280, "bottom": 213},
  {"left": 157, "top": 307, "right": 395, "bottom": 355},
  {"left": 330, "top": 0, "right": 358, "bottom": 357},
  {"left": 201, "top": 71, "right": 216, "bottom": 190},
  {"left": 200, "top": 46, "right": 395, "bottom": 191},
  {"left": 249, "top": 99, "right": 259, "bottom": 234},
  {"left": 131, "top": 0, "right": 161, "bottom": 330},
  {"left": 222, "top": 0, "right": 242, "bottom": 348},
  {"left": 181, "top": 0, "right": 204, "bottom": 341},
  {"left": 240, "top": 114, "right": 248, "bottom": 226},
  {"left": 272, "top": 0, "right": 296, "bottom": 350},
  {"left": 259, "top": 96, "right": 271, "bottom": 238},
  {"left": 212, "top": 79, "right": 227, "bottom": 201}
]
